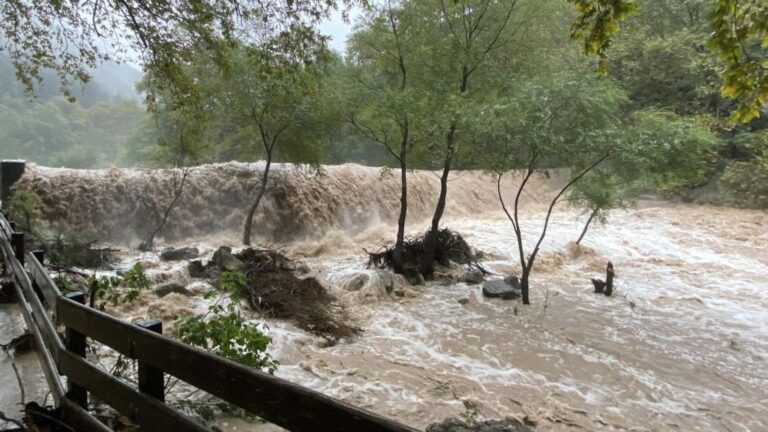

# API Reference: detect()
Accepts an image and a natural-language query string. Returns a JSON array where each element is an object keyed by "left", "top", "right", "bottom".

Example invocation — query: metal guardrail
[{"left": 0, "top": 208, "right": 417, "bottom": 432}]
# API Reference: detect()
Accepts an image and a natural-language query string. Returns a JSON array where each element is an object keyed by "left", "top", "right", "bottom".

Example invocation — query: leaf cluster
[
  {"left": 178, "top": 271, "right": 277, "bottom": 373},
  {"left": 88, "top": 262, "right": 150, "bottom": 308}
]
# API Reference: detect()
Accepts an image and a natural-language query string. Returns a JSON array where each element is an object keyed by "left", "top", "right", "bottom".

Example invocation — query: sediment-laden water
[{"left": 4, "top": 163, "right": 767, "bottom": 431}]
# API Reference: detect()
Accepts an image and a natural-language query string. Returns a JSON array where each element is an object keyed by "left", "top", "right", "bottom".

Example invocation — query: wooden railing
[{"left": 0, "top": 161, "right": 417, "bottom": 432}]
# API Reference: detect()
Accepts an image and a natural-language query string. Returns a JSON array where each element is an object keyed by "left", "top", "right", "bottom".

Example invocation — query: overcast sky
[{"left": 318, "top": 7, "right": 363, "bottom": 54}]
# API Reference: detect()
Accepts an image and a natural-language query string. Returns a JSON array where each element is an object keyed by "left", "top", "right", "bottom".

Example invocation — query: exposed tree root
[
  {"left": 230, "top": 248, "right": 360, "bottom": 344},
  {"left": 366, "top": 229, "right": 488, "bottom": 277}
]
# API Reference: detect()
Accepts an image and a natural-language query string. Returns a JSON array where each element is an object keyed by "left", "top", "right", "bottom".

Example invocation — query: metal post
[
  {"left": 64, "top": 292, "right": 88, "bottom": 408},
  {"left": 137, "top": 319, "right": 164, "bottom": 402}
]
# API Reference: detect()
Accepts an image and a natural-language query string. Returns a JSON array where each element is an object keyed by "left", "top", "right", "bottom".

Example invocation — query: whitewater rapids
[{"left": 6, "top": 163, "right": 768, "bottom": 431}]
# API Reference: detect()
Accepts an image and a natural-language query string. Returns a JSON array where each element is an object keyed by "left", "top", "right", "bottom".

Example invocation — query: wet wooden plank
[
  {"left": 59, "top": 349, "right": 211, "bottom": 432},
  {"left": 26, "top": 252, "right": 61, "bottom": 311}
]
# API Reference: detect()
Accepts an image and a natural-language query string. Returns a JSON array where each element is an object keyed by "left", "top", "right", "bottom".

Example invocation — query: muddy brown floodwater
[
  {"left": 5, "top": 163, "right": 768, "bottom": 431},
  {"left": 259, "top": 203, "right": 768, "bottom": 431}
]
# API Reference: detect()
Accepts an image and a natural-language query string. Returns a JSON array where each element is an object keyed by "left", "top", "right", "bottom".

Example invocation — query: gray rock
[
  {"left": 343, "top": 274, "right": 369, "bottom": 292},
  {"left": 460, "top": 270, "right": 485, "bottom": 284},
  {"left": 403, "top": 269, "right": 425, "bottom": 286},
  {"left": 458, "top": 298, "right": 469, "bottom": 305},
  {"left": 187, "top": 260, "right": 206, "bottom": 278},
  {"left": 153, "top": 282, "right": 191, "bottom": 298},
  {"left": 427, "top": 418, "right": 532, "bottom": 432},
  {"left": 376, "top": 269, "right": 396, "bottom": 294},
  {"left": 482, "top": 279, "right": 521, "bottom": 300},
  {"left": 503, "top": 275, "right": 520, "bottom": 288},
  {"left": 160, "top": 247, "right": 200, "bottom": 261},
  {"left": 211, "top": 246, "right": 245, "bottom": 272}
]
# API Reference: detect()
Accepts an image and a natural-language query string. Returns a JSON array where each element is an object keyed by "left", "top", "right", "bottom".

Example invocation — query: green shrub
[
  {"left": 178, "top": 271, "right": 277, "bottom": 373},
  {"left": 87, "top": 262, "right": 150, "bottom": 308}
]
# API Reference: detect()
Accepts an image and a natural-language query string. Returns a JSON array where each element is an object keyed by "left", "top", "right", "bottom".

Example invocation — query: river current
[{"left": 1, "top": 163, "right": 766, "bottom": 431}]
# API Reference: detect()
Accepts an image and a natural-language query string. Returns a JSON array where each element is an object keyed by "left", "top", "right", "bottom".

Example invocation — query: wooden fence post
[
  {"left": 32, "top": 250, "right": 45, "bottom": 264},
  {"left": 1, "top": 160, "right": 26, "bottom": 206},
  {"left": 11, "top": 232, "right": 24, "bottom": 265},
  {"left": 137, "top": 319, "right": 164, "bottom": 402},
  {"left": 64, "top": 292, "right": 89, "bottom": 408}
]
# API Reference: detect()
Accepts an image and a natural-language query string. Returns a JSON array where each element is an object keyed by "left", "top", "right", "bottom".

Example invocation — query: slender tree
[
  {"left": 476, "top": 73, "right": 627, "bottom": 304},
  {"left": 345, "top": 0, "right": 420, "bottom": 273},
  {"left": 420, "top": 0, "right": 526, "bottom": 278}
]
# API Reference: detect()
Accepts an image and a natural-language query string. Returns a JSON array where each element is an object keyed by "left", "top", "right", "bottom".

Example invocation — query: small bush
[
  {"left": 177, "top": 271, "right": 278, "bottom": 373},
  {"left": 87, "top": 262, "right": 150, "bottom": 308}
]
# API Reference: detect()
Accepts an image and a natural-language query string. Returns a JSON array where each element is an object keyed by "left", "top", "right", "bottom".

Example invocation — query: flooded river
[
  {"left": 258, "top": 203, "right": 768, "bottom": 431},
  {"left": 3, "top": 163, "right": 767, "bottom": 431}
]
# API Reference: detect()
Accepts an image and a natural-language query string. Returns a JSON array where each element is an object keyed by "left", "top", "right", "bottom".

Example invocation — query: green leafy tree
[
  {"left": 416, "top": 0, "right": 530, "bottom": 278},
  {"left": 345, "top": 1, "right": 426, "bottom": 273},
  {"left": 475, "top": 72, "right": 627, "bottom": 304},
  {"left": 1, "top": 0, "right": 342, "bottom": 102}
]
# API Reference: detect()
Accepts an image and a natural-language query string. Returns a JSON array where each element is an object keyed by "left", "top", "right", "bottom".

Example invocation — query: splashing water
[
  {"left": 8, "top": 164, "right": 768, "bottom": 430},
  {"left": 265, "top": 204, "right": 767, "bottom": 431}
]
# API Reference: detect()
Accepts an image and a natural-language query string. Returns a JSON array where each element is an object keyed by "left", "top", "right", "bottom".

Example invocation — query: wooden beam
[
  {"left": 137, "top": 319, "right": 165, "bottom": 402},
  {"left": 26, "top": 251, "right": 62, "bottom": 311},
  {"left": 58, "top": 349, "right": 211, "bottom": 432},
  {"left": 64, "top": 292, "right": 88, "bottom": 408}
]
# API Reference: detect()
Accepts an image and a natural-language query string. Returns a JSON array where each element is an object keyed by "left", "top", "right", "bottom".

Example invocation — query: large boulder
[
  {"left": 427, "top": 418, "right": 533, "bottom": 432},
  {"left": 153, "top": 282, "right": 191, "bottom": 298},
  {"left": 159, "top": 247, "right": 200, "bottom": 261},
  {"left": 460, "top": 270, "right": 485, "bottom": 284},
  {"left": 482, "top": 278, "right": 521, "bottom": 300},
  {"left": 211, "top": 246, "right": 245, "bottom": 272}
]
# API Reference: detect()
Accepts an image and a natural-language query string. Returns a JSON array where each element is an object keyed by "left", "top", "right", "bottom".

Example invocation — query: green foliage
[
  {"left": 178, "top": 271, "right": 277, "bottom": 373},
  {"left": 88, "top": 263, "right": 150, "bottom": 308},
  {"left": 474, "top": 72, "right": 628, "bottom": 173},
  {"left": 568, "top": 0, "right": 639, "bottom": 73},
  {"left": 625, "top": 109, "right": 719, "bottom": 194},
  {"left": 1, "top": 0, "right": 340, "bottom": 103},
  {"left": 0, "top": 94, "right": 146, "bottom": 168},
  {"left": 720, "top": 131, "right": 768, "bottom": 207},
  {"left": 7, "top": 190, "right": 41, "bottom": 233},
  {"left": 708, "top": 0, "right": 768, "bottom": 122},
  {"left": 570, "top": 0, "right": 767, "bottom": 122}
]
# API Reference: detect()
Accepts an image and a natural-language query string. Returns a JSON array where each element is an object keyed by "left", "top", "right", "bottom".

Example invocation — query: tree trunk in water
[
  {"left": 420, "top": 124, "right": 455, "bottom": 278},
  {"left": 604, "top": 262, "right": 615, "bottom": 297},
  {"left": 576, "top": 208, "right": 599, "bottom": 245},
  {"left": 393, "top": 158, "right": 408, "bottom": 274},
  {"left": 520, "top": 268, "right": 530, "bottom": 305},
  {"left": 243, "top": 159, "right": 272, "bottom": 246}
]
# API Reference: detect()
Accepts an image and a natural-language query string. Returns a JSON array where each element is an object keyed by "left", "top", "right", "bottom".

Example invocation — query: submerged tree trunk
[
  {"left": 576, "top": 207, "right": 599, "bottom": 245},
  {"left": 243, "top": 156, "right": 272, "bottom": 246},
  {"left": 421, "top": 67, "right": 468, "bottom": 278},
  {"left": 392, "top": 135, "right": 408, "bottom": 274},
  {"left": 520, "top": 266, "right": 531, "bottom": 305},
  {"left": 420, "top": 130, "right": 454, "bottom": 278}
]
